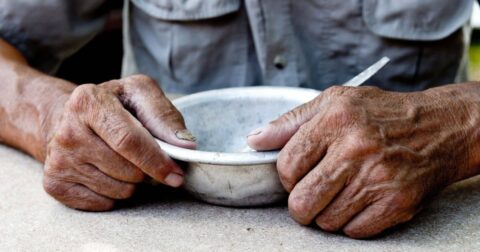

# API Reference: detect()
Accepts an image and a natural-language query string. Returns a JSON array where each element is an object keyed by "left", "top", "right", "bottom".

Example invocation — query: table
[{"left": 1, "top": 144, "right": 479, "bottom": 251}]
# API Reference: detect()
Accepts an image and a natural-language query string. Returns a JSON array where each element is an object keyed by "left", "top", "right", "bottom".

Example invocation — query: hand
[
  {"left": 42, "top": 75, "right": 196, "bottom": 211},
  {"left": 248, "top": 84, "right": 480, "bottom": 238}
]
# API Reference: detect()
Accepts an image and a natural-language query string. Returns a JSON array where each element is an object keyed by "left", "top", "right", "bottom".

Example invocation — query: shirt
[
  {"left": 0, "top": 0, "right": 476, "bottom": 93},
  {"left": 0, "top": 0, "right": 108, "bottom": 74}
]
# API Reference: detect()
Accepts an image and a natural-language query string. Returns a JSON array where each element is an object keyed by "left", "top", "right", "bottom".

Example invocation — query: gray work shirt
[{"left": 0, "top": 0, "right": 476, "bottom": 93}]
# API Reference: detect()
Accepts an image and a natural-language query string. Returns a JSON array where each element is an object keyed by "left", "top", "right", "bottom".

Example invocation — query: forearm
[{"left": 0, "top": 39, "right": 75, "bottom": 161}]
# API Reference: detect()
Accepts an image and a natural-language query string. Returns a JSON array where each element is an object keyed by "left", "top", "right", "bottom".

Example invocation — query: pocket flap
[
  {"left": 131, "top": 0, "right": 241, "bottom": 21},
  {"left": 363, "top": 0, "right": 473, "bottom": 41}
]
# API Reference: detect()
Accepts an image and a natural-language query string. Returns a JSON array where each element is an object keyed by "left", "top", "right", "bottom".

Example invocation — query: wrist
[
  {"left": 424, "top": 82, "right": 480, "bottom": 182},
  {"left": 0, "top": 39, "right": 76, "bottom": 161},
  {"left": 0, "top": 62, "right": 75, "bottom": 161},
  {"left": 30, "top": 76, "right": 75, "bottom": 161},
  {"left": 40, "top": 84, "right": 73, "bottom": 155}
]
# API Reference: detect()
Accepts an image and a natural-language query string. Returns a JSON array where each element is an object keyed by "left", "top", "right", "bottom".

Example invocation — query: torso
[{"left": 123, "top": 0, "right": 474, "bottom": 93}]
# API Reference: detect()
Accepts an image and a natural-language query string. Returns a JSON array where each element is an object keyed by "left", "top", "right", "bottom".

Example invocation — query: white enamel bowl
[{"left": 156, "top": 87, "right": 320, "bottom": 207}]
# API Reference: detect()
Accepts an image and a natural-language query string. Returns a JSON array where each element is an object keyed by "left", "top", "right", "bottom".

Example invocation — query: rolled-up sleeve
[{"left": 0, "top": 0, "right": 108, "bottom": 74}]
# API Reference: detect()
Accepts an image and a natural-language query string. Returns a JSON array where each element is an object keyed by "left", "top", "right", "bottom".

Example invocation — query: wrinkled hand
[
  {"left": 43, "top": 75, "right": 196, "bottom": 211},
  {"left": 248, "top": 85, "right": 480, "bottom": 238}
]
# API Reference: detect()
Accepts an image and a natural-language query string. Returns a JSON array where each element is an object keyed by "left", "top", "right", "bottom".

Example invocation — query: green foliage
[{"left": 470, "top": 44, "right": 480, "bottom": 80}]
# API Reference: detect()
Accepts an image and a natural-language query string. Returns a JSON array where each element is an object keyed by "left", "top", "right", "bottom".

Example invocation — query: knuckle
[
  {"left": 43, "top": 174, "right": 116, "bottom": 211},
  {"left": 387, "top": 192, "right": 416, "bottom": 210},
  {"left": 288, "top": 194, "right": 312, "bottom": 225},
  {"left": 44, "top": 153, "right": 67, "bottom": 175},
  {"left": 324, "top": 85, "right": 350, "bottom": 97},
  {"left": 323, "top": 98, "right": 356, "bottom": 128},
  {"left": 120, "top": 184, "right": 136, "bottom": 199},
  {"left": 66, "top": 187, "right": 114, "bottom": 212},
  {"left": 125, "top": 75, "right": 157, "bottom": 89},
  {"left": 339, "top": 136, "right": 381, "bottom": 161},
  {"left": 52, "top": 126, "right": 78, "bottom": 149},
  {"left": 129, "top": 74, "right": 155, "bottom": 83},
  {"left": 42, "top": 176, "right": 63, "bottom": 197},
  {"left": 112, "top": 129, "right": 140, "bottom": 152},
  {"left": 70, "top": 195, "right": 114, "bottom": 212},
  {"left": 334, "top": 98, "right": 355, "bottom": 115},
  {"left": 324, "top": 85, "right": 383, "bottom": 102},
  {"left": 67, "top": 84, "right": 97, "bottom": 113},
  {"left": 70, "top": 199, "right": 115, "bottom": 212},
  {"left": 91, "top": 200, "right": 115, "bottom": 212},
  {"left": 343, "top": 226, "right": 367, "bottom": 239},
  {"left": 353, "top": 86, "right": 384, "bottom": 99},
  {"left": 147, "top": 156, "right": 171, "bottom": 179},
  {"left": 358, "top": 85, "right": 382, "bottom": 93},
  {"left": 43, "top": 161, "right": 78, "bottom": 198},
  {"left": 401, "top": 211, "right": 416, "bottom": 223},
  {"left": 316, "top": 217, "right": 340, "bottom": 232},
  {"left": 276, "top": 153, "right": 296, "bottom": 191},
  {"left": 129, "top": 169, "right": 146, "bottom": 183}
]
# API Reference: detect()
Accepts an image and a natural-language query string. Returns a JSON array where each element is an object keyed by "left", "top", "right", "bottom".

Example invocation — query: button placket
[{"left": 261, "top": 0, "right": 300, "bottom": 86}]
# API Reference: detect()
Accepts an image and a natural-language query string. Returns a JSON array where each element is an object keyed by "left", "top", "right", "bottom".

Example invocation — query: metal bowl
[{"left": 156, "top": 87, "right": 320, "bottom": 207}]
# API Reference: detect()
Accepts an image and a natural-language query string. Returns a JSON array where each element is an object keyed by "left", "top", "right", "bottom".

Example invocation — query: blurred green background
[
  {"left": 471, "top": 42, "right": 480, "bottom": 80},
  {"left": 470, "top": 1, "right": 480, "bottom": 81}
]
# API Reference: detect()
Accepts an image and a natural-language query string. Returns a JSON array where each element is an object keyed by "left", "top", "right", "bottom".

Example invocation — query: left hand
[{"left": 247, "top": 85, "right": 480, "bottom": 238}]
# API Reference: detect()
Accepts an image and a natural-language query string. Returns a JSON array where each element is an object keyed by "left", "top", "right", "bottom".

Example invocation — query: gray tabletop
[{"left": 1, "top": 144, "right": 479, "bottom": 252}]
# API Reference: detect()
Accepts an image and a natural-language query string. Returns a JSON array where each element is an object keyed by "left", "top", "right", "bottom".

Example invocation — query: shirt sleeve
[{"left": 0, "top": 0, "right": 108, "bottom": 74}]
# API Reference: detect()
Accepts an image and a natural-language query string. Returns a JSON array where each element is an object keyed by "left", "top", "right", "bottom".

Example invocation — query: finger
[
  {"left": 276, "top": 112, "right": 331, "bottom": 192},
  {"left": 247, "top": 95, "right": 323, "bottom": 150},
  {"left": 315, "top": 180, "right": 371, "bottom": 232},
  {"left": 342, "top": 199, "right": 415, "bottom": 239},
  {"left": 106, "top": 75, "right": 196, "bottom": 149},
  {"left": 75, "top": 164, "right": 136, "bottom": 200},
  {"left": 86, "top": 136, "right": 145, "bottom": 183},
  {"left": 54, "top": 112, "right": 145, "bottom": 184},
  {"left": 84, "top": 92, "right": 184, "bottom": 188},
  {"left": 43, "top": 177, "right": 114, "bottom": 211},
  {"left": 288, "top": 150, "right": 353, "bottom": 225}
]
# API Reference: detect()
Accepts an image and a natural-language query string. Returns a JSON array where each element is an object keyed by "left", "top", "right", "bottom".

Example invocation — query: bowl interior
[
  {"left": 174, "top": 87, "right": 318, "bottom": 153},
  {"left": 183, "top": 97, "right": 301, "bottom": 153},
  {"left": 157, "top": 87, "right": 320, "bottom": 164}
]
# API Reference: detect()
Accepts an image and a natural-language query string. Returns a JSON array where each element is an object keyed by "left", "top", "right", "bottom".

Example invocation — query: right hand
[{"left": 42, "top": 75, "right": 196, "bottom": 211}]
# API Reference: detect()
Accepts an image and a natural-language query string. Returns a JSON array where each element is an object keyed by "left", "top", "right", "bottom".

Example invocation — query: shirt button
[{"left": 273, "top": 55, "right": 287, "bottom": 70}]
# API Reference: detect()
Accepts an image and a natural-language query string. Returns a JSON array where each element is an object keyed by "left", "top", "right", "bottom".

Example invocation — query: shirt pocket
[
  {"left": 130, "top": 0, "right": 247, "bottom": 92},
  {"left": 362, "top": 0, "right": 473, "bottom": 41}
]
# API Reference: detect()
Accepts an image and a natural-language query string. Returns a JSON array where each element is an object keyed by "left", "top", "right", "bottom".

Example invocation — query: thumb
[
  {"left": 247, "top": 97, "right": 321, "bottom": 151},
  {"left": 116, "top": 75, "right": 197, "bottom": 149}
]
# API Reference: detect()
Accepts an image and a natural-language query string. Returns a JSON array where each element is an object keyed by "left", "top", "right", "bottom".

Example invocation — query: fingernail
[
  {"left": 247, "top": 127, "right": 263, "bottom": 137},
  {"left": 165, "top": 173, "right": 184, "bottom": 187},
  {"left": 175, "top": 129, "right": 197, "bottom": 142}
]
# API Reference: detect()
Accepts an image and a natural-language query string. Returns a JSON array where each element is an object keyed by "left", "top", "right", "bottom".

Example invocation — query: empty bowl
[{"left": 156, "top": 86, "right": 320, "bottom": 207}]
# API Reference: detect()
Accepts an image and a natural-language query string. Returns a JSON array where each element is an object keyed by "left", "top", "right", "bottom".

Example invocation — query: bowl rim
[{"left": 156, "top": 86, "right": 320, "bottom": 165}]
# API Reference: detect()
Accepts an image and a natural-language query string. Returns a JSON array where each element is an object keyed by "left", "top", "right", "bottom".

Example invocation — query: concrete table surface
[{"left": 1, "top": 144, "right": 479, "bottom": 252}]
